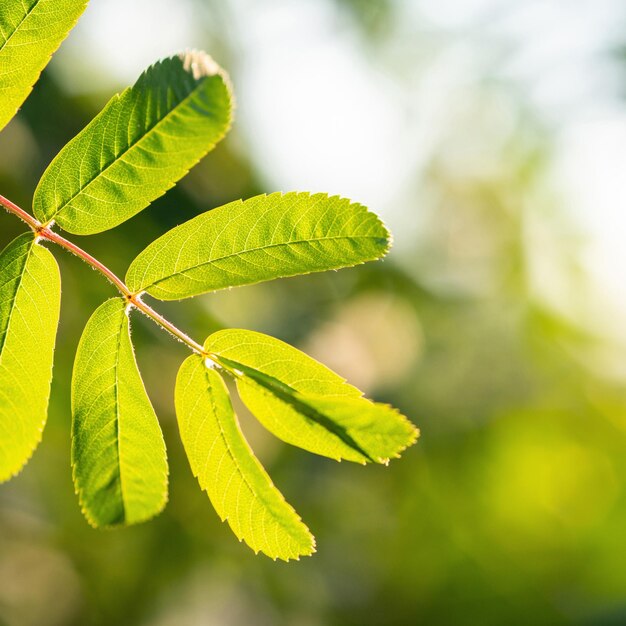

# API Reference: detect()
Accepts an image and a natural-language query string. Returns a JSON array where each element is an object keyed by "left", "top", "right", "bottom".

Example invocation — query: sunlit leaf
[
  {"left": 33, "top": 50, "right": 232, "bottom": 235},
  {"left": 205, "top": 329, "right": 419, "bottom": 464},
  {"left": 126, "top": 192, "right": 391, "bottom": 300},
  {"left": 176, "top": 355, "right": 315, "bottom": 560},
  {"left": 0, "top": 0, "right": 88, "bottom": 132},
  {"left": 0, "top": 234, "right": 60, "bottom": 481},
  {"left": 72, "top": 298, "right": 168, "bottom": 526}
]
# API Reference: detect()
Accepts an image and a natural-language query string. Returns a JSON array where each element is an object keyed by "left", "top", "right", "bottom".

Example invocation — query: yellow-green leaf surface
[
  {"left": 176, "top": 355, "right": 314, "bottom": 560},
  {"left": 0, "top": 0, "right": 88, "bottom": 132},
  {"left": 126, "top": 192, "right": 390, "bottom": 300},
  {"left": 0, "top": 234, "right": 60, "bottom": 481},
  {"left": 205, "top": 329, "right": 419, "bottom": 464},
  {"left": 33, "top": 50, "right": 232, "bottom": 235},
  {"left": 72, "top": 298, "right": 168, "bottom": 526}
]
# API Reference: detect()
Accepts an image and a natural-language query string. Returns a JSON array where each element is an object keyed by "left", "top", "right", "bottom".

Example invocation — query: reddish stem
[
  {"left": 0, "top": 193, "right": 207, "bottom": 357},
  {"left": 40, "top": 228, "right": 132, "bottom": 297},
  {"left": 0, "top": 193, "right": 40, "bottom": 229}
]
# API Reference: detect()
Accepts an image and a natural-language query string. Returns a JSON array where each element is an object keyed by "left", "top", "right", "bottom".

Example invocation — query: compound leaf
[
  {"left": 205, "top": 329, "right": 419, "bottom": 464},
  {"left": 33, "top": 50, "right": 232, "bottom": 235},
  {"left": 176, "top": 355, "right": 314, "bottom": 560},
  {"left": 126, "top": 192, "right": 390, "bottom": 300},
  {"left": 0, "top": 0, "right": 88, "bottom": 132},
  {"left": 0, "top": 234, "right": 60, "bottom": 481},
  {"left": 72, "top": 298, "right": 168, "bottom": 526}
]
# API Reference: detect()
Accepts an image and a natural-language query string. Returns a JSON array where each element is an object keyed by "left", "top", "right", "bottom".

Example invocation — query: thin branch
[
  {"left": 0, "top": 193, "right": 40, "bottom": 229},
  {"left": 132, "top": 297, "right": 207, "bottom": 355},
  {"left": 0, "top": 193, "right": 208, "bottom": 357},
  {"left": 40, "top": 228, "right": 132, "bottom": 297}
]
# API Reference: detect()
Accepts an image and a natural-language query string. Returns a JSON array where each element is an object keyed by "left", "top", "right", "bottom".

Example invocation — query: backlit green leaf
[
  {"left": 126, "top": 192, "right": 390, "bottom": 300},
  {"left": 205, "top": 329, "right": 419, "bottom": 464},
  {"left": 72, "top": 298, "right": 168, "bottom": 526},
  {"left": 176, "top": 355, "right": 315, "bottom": 560},
  {"left": 33, "top": 50, "right": 232, "bottom": 235},
  {"left": 0, "top": 0, "right": 88, "bottom": 132},
  {"left": 0, "top": 234, "right": 60, "bottom": 481}
]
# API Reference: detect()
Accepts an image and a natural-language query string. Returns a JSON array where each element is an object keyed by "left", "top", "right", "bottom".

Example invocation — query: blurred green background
[{"left": 3, "top": 0, "right": 626, "bottom": 624}]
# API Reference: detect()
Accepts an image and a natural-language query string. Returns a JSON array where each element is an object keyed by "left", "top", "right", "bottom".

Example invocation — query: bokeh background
[{"left": 3, "top": 0, "right": 626, "bottom": 624}]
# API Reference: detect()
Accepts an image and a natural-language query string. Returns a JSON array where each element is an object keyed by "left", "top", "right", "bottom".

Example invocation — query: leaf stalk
[{"left": 0, "top": 192, "right": 208, "bottom": 357}]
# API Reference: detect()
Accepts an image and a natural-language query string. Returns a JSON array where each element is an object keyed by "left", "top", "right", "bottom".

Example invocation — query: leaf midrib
[
  {"left": 113, "top": 309, "right": 126, "bottom": 521},
  {"left": 0, "top": 240, "right": 34, "bottom": 362},
  {"left": 138, "top": 233, "right": 387, "bottom": 293},
  {"left": 0, "top": 0, "right": 42, "bottom": 54},
  {"left": 45, "top": 75, "right": 213, "bottom": 224}
]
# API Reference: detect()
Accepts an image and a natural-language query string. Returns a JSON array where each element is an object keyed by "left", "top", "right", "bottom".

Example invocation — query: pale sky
[{"left": 48, "top": 0, "right": 626, "bottom": 334}]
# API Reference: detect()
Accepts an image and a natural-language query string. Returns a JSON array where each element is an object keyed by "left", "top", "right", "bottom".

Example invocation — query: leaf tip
[
  {"left": 178, "top": 49, "right": 221, "bottom": 80},
  {"left": 387, "top": 420, "right": 420, "bottom": 462}
]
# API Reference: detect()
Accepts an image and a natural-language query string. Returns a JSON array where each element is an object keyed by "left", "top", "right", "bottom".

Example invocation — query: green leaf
[
  {"left": 126, "top": 192, "right": 391, "bottom": 300},
  {"left": 176, "top": 355, "right": 315, "bottom": 561},
  {"left": 0, "top": 0, "right": 88, "bottom": 132},
  {"left": 33, "top": 50, "right": 233, "bottom": 235},
  {"left": 0, "top": 234, "right": 60, "bottom": 481},
  {"left": 71, "top": 298, "right": 168, "bottom": 526},
  {"left": 205, "top": 329, "right": 419, "bottom": 464}
]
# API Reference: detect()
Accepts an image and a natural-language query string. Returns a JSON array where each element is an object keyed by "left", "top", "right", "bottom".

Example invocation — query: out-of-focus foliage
[{"left": 2, "top": 0, "right": 626, "bottom": 625}]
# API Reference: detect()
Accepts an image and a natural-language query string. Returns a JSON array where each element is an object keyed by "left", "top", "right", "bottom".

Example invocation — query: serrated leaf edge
[
  {"left": 71, "top": 299, "right": 169, "bottom": 528},
  {"left": 130, "top": 191, "right": 391, "bottom": 299}
]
